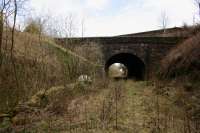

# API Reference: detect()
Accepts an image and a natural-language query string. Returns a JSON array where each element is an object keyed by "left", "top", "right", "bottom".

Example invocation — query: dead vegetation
[
  {"left": 0, "top": 31, "right": 62, "bottom": 114},
  {"left": 0, "top": 30, "right": 200, "bottom": 133},
  {"left": 160, "top": 29, "right": 200, "bottom": 82},
  {"left": 157, "top": 26, "right": 200, "bottom": 133},
  {"left": 0, "top": 3, "right": 200, "bottom": 131},
  {"left": 0, "top": 26, "right": 200, "bottom": 132},
  {"left": 8, "top": 80, "right": 200, "bottom": 133}
]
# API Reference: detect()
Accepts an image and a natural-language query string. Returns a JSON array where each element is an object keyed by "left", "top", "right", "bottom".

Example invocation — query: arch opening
[{"left": 105, "top": 53, "right": 145, "bottom": 80}]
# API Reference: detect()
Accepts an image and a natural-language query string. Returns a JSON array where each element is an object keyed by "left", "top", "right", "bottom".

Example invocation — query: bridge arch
[{"left": 105, "top": 53, "right": 145, "bottom": 80}]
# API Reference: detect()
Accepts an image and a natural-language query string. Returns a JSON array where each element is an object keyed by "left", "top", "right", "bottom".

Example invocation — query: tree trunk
[
  {"left": 11, "top": 0, "right": 17, "bottom": 58},
  {"left": 0, "top": 11, "right": 4, "bottom": 66}
]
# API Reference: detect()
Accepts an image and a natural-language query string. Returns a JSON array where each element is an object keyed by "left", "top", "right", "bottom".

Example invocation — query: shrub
[{"left": 24, "top": 21, "right": 42, "bottom": 34}]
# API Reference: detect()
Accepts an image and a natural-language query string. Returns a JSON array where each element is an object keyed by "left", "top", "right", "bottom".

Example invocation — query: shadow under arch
[{"left": 105, "top": 53, "right": 145, "bottom": 80}]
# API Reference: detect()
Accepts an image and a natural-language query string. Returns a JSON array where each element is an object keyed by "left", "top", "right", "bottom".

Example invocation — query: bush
[{"left": 24, "top": 21, "right": 42, "bottom": 34}]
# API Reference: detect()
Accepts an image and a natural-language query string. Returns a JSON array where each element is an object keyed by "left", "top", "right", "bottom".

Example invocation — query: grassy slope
[
  {"left": 0, "top": 32, "right": 62, "bottom": 131},
  {"left": 0, "top": 31, "right": 104, "bottom": 132},
  {"left": 160, "top": 32, "right": 200, "bottom": 82}
]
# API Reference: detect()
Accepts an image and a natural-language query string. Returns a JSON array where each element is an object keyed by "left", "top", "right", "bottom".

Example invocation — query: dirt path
[
  {"left": 118, "top": 81, "right": 157, "bottom": 132},
  {"left": 59, "top": 81, "right": 158, "bottom": 133}
]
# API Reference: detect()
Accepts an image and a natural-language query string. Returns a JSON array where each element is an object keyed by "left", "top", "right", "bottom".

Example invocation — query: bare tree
[
  {"left": 81, "top": 18, "right": 85, "bottom": 37},
  {"left": 11, "top": 0, "right": 17, "bottom": 58},
  {"left": 0, "top": 0, "right": 28, "bottom": 64},
  {"left": 64, "top": 14, "right": 76, "bottom": 38},
  {"left": 0, "top": 0, "right": 12, "bottom": 65},
  {"left": 0, "top": 11, "right": 3, "bottom": 66},
  {"left": 67, "top": 16, "right": 73, "bottom": 37},
  {"left": 43, "top": 14, "right": 77, "bottom": 38},
  {"left": 42, "top": 14, "right": 61, "bottom": 37},
  {"left": 159, "top": 11, "right": 169, "bottom": 33},
  {"left": 25, "top": 16, "right": 48, "bottom": 44}
]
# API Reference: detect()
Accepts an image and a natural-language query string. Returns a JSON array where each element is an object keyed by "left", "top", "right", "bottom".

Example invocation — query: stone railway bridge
[{"left": 56, "top": 28, "right": 188, "bottom": 80}]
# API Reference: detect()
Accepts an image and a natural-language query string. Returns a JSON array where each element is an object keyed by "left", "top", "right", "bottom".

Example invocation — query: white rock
[{"left": 78, "top": 75, "right": 92, "bottom": 83}]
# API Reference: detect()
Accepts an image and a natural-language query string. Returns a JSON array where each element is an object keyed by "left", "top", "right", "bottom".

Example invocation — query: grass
[{"left": 11, "top": 80, "right": 193, "bottom": 133}]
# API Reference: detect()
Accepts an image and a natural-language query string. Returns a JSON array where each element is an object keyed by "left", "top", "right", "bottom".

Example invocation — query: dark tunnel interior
[{"left": 105, "top": 53, "right": 145, "bottom": 80}]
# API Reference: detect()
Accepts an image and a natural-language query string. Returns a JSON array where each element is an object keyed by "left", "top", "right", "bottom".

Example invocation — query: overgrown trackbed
[
  {"left": 11, "top": 80, "right": 193, "bottom": 132},
  {"left": 56, "top": 81, "right": 187, "bottom": 133}
]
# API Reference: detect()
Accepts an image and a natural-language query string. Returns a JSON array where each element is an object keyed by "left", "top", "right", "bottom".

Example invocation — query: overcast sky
[{"left": 29, "top": 0, "right": 197, "bottom": 37}]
